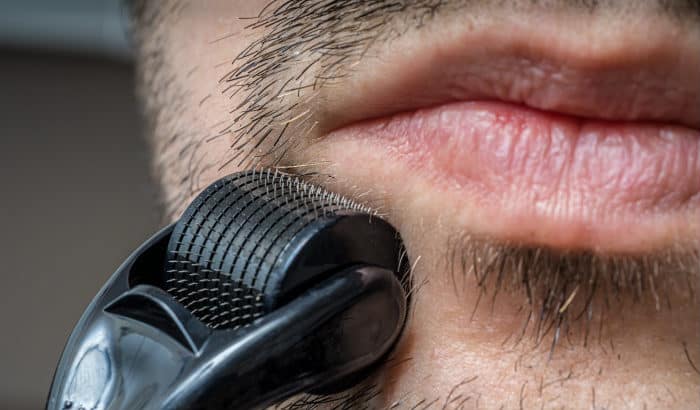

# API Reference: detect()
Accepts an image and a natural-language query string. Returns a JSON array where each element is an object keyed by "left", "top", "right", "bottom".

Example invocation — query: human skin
[{"left": 131, "top": 1, "right": 700, "bottom": 408}]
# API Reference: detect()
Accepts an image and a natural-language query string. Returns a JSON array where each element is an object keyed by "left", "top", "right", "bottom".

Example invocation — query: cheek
[{"left": 159, "top": 0, "right": 273, "bottom": 195}]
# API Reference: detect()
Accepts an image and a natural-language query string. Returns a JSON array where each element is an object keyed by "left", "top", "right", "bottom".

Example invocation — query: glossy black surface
[{"left": 47, "top": 225, "right": 407, "bottom": 410}]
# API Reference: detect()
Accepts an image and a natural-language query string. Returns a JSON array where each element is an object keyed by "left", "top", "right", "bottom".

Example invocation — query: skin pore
[{"left": 130, "top": 1, "right": 700, "bottom": 408}]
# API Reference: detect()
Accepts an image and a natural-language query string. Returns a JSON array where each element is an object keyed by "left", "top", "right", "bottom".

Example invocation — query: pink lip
[
  {"left": 327, "top": 101, "right": 700, "bottom": 251},
  {"left": 316, "top": 12, "right": 700, "bottom": 133},
  {"left": 307, "top": 13, "right": 700, "bottom": 251}
]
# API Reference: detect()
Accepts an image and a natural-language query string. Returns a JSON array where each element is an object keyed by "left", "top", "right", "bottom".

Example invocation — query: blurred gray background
[{"left": 0, "top": 1, "right": 161, "bottom": 408}]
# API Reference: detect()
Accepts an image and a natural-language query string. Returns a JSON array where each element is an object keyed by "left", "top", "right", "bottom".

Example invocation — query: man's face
[{"left": 132, "top": 1, "right": 700, "bottom": 408}]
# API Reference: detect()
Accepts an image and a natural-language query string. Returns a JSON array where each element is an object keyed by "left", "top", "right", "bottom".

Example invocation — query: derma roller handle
[{"left": 47, "top": 170, "right": 409, "bottom": 410}]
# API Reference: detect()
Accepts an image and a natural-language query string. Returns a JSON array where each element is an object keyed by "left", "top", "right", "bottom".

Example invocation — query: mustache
[
  {"left": 130, "top": 0, "right": 700, "bottom": 219},
  {"left": 214, "top": 0, "right": 449, "bottom": 171},
  {"left": 213, "top": 0, "right": 700, "bottom": 171}
]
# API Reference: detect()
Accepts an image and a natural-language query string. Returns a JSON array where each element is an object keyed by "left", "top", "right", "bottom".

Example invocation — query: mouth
[{"left": 307, "top": 11, "right": 700, "bottom": 253}]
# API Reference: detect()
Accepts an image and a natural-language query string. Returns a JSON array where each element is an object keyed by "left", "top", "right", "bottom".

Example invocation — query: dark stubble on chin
[{"left": 129, "top": 1, "right": 700, "bottom": 408}]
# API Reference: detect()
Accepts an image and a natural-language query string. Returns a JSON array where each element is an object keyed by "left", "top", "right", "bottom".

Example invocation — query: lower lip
[{"left": 327, "top": 101, "right": 700, "bottom": 251}]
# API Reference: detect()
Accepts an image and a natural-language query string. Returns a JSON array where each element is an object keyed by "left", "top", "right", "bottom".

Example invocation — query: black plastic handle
[
  {"left": 47, "top": 221, "right": 406, "bottom": 410},
  {"left": 163, "top": 264, "right": 406, "bottom": 409}
]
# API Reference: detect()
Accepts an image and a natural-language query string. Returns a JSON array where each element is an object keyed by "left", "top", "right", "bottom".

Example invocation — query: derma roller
[{"left": 47, "top": 169, "right": 409, "bottom": 410}]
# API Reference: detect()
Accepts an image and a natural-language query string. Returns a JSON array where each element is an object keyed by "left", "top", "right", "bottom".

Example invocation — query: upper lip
[{"left": 314, "top": 14, "right": 700, "bottom": 133}]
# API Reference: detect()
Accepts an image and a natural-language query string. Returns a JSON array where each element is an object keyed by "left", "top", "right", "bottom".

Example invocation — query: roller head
[{"left": 164, "top": 169, "right": 407, "bottom": 330}]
